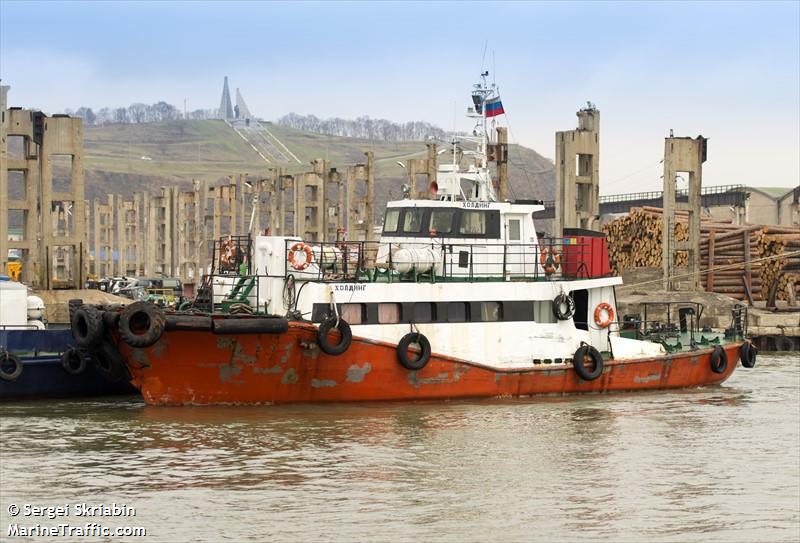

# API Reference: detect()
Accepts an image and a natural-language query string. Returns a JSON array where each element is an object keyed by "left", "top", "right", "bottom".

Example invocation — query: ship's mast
[{"left": 435, "top": 72, "right": 500, "bottom": 203}]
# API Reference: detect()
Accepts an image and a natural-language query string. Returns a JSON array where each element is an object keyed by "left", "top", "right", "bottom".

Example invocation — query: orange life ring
[
  {"left": 594, "top": 302, "right": 615, "bottom": 328},
  {"left": 288, "top": 242, "right": 313, "bottom": 271},
  {"left": 539, "top": 247, "right": 561, "bottom": 274},
  {"left": 220, "top": 238, "right": 238, "bottom": 267}
]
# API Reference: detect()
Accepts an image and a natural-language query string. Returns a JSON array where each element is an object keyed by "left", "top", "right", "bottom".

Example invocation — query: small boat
[
  {"left": 69, "top": 74, "right": 758, "bottom": 406},
  {"left": 0, "top": 278, "right": 136, "bottom": 400}
]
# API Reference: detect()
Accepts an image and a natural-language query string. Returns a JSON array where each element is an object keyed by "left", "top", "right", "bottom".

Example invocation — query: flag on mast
[{"left": 485, "top": 96, "right": 505, "bottom": 117}]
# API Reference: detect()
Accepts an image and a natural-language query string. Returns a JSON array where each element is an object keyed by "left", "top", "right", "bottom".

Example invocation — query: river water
[{"left": 1, "top": 353, "right": 798, "bottom": 543}]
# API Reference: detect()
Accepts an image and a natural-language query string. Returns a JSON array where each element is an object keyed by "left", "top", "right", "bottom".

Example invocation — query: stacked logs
[
  {"left": 755, "top": 229, "right": 800, "bottom": 302},
  {"left": 702, "top": 226, "right": 762, "bottom": 301},
  {"left": 602, "top": 207, "right": 800, "bottom": 302},
  {"left": 602, "top": 207, "right": 741, "bottom": 274},
  {"left": 602, "top": 207, "right": 690, "bottom": 271}
]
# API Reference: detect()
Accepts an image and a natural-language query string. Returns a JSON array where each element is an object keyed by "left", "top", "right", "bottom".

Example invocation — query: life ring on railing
[
  {"left": 539, "top": 247, "right": 561, "bottom": 275},
  {"left": 593, "top": 303, "right": 615, "bottom": 329},
  {"left": 288, "top": 242, "right": 314, "bottom": 271},
  {"left": 220, "top": 237, "right": 238, "bottom": 268}
]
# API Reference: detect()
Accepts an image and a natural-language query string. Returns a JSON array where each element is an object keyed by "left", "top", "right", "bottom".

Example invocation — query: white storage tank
[
  {"left": 27, "top": 295, "right": 45, "bottom": 321},
  {"left": 0, "top": 280, "right": 29, "bottom": 327},
  {"left": 392, "top": 247, "right": 441, "bottom": 275}
]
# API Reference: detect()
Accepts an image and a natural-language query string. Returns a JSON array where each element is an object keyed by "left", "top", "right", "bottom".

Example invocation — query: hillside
[{"left": 83, "top": 120, "right": 555, "bottom": 216}]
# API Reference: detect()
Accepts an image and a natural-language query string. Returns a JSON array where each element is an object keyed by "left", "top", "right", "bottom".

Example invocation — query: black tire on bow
[
  {"left": 0, "top": 351, "right": 23, "bottom": 382},
  {"left": 60, "top": 347, "right": 87, "bottom": 376},
  {"left": 118, "top": 302, "right": 165, "bottom": 348},
  {"left": 71, "top": 305, "right": 105, "bottom": 348},
  {"left": 572, "top": 344, "right": 604, "bottom": 381},
  {"left": 710, "top": 345, "right": 728, "bottom": 374},
  {"left": 91, "top": 341, "right": 129, "bottom": 383},
  {"left": 317, "top": 317, "right": 352, "bottom": 356},
  {"left": 740, "top": 342, "right": 757, "bottom": 369},
  {"left": 552, "top": 293, "right": 576, "bottom": 321},
  {"left": 397, "top": 332, "right": 432, "bottom": 371}
]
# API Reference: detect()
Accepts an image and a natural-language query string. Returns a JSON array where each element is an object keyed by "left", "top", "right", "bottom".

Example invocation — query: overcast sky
[{"left": 1, "top": 1, "right": 798, "bottom": 193}]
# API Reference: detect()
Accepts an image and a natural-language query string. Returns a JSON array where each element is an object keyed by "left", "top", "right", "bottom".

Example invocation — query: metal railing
[
  {"left": 283, "top": 238, "right": 601, "bottom": 283},
  {"left": 189, "top": 273, "right": 270, "bottom": 314}
]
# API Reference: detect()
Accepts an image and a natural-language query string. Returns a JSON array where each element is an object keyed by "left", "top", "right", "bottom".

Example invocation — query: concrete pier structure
[
  {"left": 662, "top": 135, "right": 707, "bottom": 291},
  {"left": 555, "top": 105, "right": 600, "bottom": 237},
  {"left": 1, "top": 88, "right": 87, "bottom": 289}
]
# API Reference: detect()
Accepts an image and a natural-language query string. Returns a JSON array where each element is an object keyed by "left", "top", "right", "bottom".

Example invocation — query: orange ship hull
[{"left": 114, "top": 323, "right": 743, "bottom": 406}]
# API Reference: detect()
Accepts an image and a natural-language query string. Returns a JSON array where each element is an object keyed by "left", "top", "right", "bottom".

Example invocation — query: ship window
[
  {"left": 383, "top": 209, "right": 400, "bottom": 233},
  {"left": 459, "top": 210, "right": 487, "bottom": 236},
  {"left": 378, "top": 303, "right": 401, "bottom": 324},
  {"left": 402, "top": 208, "right": 425, "bottom": 233},
  {"left": 430, "top": 209, "right": 455, "bottom": 235},
  {"left": 508, "top": 219, "right": 521, "bottom": 241},
  {"left": 480, "top": 302, "right": 502, "bottom": 322},
  {"left": 413, "top": 302, "right": 434, "bottom": 323},
  {"left": 341, "top": 304, "right": 365, "bottom": 325},
  {"left": 533, "top": 301, "right": 555, "bottom": 323},
  {"left": 447, "top": 302, "right": 468, "bottom": 322},
  {"left": 504, "top": 301, "right": 535, "bottom": 321}
]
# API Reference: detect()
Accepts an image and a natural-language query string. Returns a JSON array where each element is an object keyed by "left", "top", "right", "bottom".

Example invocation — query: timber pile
[
  {"left": 603, "top": 207, "right": 800, "bottom": 302},
  {"left": 755, "top": 230, "right": 800, "bottom": 302}
]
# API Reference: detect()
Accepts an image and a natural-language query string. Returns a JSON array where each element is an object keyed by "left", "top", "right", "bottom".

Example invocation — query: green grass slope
[{"left": 83, "top": 120, "right": 555, "bottom": 211}]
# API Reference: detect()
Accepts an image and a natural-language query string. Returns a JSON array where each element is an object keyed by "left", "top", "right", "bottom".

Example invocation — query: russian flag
[{"left": 485, "top": 96, "right": 505, "bottom": 117}]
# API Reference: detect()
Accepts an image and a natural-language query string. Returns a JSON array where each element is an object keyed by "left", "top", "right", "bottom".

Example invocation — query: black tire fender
[
  {"left": 740, "top": 342, "right": 757, "bottom": 369},
  {"left": 119, "top": 302, "right": 165, "bottom": 348},
  {"left": 67, "top": 299, "right": 83, "bottom": 324},
  {"left": 317, "top": 317, "right": 352, "bottom": 356},
  {"left": 71, "top": 305, "right": 104, "bottom": 348},
  {"left": 212, "top": 317, "right": 288, "bottom": 335},
  {"left": 710, "top": 345, "right": 728, "bottom": 374},
  {"left": 90, "top": 341, "right": 129, "bottom": 383},
  {"left": 166, "top": 314, "right": 213, "bottom": 331},
  {"left": 572, "top": 344, "right": 604, "bottom": 381},
  {"left": 397, "top": 332, "right": 432, "bottom": 371},
  {"left": 0, "top": 351, "right": 23, "bottom": 382},
  {"left": 552, "top": 293, "right": 575, "bottom": 321},
  {"left": 60, "top": 347, "right": 87, "bottom": 376}
]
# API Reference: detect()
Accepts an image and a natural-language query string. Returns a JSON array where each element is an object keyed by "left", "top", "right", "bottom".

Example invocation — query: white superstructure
[{"left": 212, "top": 73, "right": 666, "bottom": 367}]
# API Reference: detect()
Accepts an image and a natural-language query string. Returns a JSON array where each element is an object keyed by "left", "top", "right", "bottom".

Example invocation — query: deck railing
[{"left": 282, "top": 238, "right": 602, "bottom": 283}]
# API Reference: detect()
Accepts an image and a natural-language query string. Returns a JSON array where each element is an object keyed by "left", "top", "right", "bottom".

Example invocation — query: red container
[{"left": 562, "top": 228, "right": 611, "bottom": 278}]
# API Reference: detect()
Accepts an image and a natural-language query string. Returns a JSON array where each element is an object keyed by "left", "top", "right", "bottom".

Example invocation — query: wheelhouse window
[
  {"left": 402, "top": 208, "right": 425, "bottom": 234},
  {"left": 508, "top": 219, "right": 521, "bottom": 241},
  {"left": 383, "top": 209, "right": 400, "bottom": 233},
  {"left": 459, "top": 210, "right": 487, "bottom": 236},
  {"left": 430, "top": 209, "right": 456, "bottom": 235}
]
